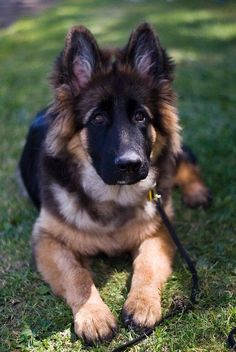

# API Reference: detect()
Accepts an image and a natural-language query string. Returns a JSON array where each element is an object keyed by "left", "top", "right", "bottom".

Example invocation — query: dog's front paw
[
  {"left": 74, "top": 302, "right": 117, "bottom": 345},
  {"left": 183, "top": 183, "right": 212, "bottom": 208},
  {"left": 122, "top": 291, "right": 162, "bottom": 332}
]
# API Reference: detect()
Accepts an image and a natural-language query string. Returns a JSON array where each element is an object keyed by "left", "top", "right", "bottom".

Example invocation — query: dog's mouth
[
  {"left": 115, "top": 173, "right": 148, "bottom": 186},
  {"left": 116, "top": 180, "right": 133, "bottom": 185},
  {"left": 101, "top": 166, "right": 149, "bottom": 186}
]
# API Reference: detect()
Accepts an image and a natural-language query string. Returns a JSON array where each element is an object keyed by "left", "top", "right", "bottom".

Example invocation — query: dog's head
[{"left": 46, "top": 23, "right": 181, "bottom": 191}]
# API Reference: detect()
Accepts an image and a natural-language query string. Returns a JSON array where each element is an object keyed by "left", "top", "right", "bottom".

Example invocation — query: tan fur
[
  {"left": 149, "top": 125, "right": 167, "bottom": 161},
  {"left": 67, "top": 129, "right": 90, "bottom": 162},
  {"left": 143, "top": 105, "right": 167, "bottom": 160},
  {"left": 46, "top": 98, "right": 75, "bottom": 156},
  {"left": 158, "top": 81, "right": 182, "bottom": 155},
  {"left": 32, "top": 229, "right": 117, "bottom": 342},
  {"left": 174, "top": 160, "right": 210, "bottom": 207},
  {"left": 123, "top": 227, "right": 175, "bottom": 327}
]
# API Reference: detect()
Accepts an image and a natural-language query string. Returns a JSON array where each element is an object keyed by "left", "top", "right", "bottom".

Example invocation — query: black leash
[{"left": 112, "top": 193, "right": 199, "bottom": 352}]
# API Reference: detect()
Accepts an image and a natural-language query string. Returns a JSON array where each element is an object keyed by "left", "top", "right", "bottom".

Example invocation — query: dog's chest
[
  {"left": 48, "top": 182, "right": 159, "bottom": 255},
  {"left": 38, "top": 188, "right": 159, "bottom": 256},
  {"left": 66, "top": 205, "right": 158, "bottom": 255},
  {"left": 52, "top": 183, "right": 157, "bottom": 234}
]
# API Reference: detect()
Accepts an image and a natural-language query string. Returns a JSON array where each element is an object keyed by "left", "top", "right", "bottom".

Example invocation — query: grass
[{"left": 0, "top": 0, "right": 236, "bottom": 351}]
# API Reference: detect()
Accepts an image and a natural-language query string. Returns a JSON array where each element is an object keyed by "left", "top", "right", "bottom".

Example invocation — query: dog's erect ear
[
  {"left": 56, "top": 26, "right": 102, "bottom": 91},
  {"left": 65, "top": 26, "right": 102, "bottom": 89},
  {"left": 125, "top": 23, "right": 172, "bottom": 79}
]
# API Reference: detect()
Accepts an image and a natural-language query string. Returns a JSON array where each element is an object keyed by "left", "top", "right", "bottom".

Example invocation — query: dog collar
[{"left": 148, "top": 187, "right": 161, "bottom": 202}]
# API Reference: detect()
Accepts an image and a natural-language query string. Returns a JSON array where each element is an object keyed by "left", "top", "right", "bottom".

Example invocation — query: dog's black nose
[{"left": 115, "top": 153, "right": 142, "bottom": 174}]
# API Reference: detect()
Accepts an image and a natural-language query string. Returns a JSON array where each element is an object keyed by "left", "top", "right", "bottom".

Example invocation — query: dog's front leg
[
  {"left": 122, "top": 228, "right": 175, "bottom": 331},
  {"left": 33, "top": 234, "right": 117, "bottom": 344}
]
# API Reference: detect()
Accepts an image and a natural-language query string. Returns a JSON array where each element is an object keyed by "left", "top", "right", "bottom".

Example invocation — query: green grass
[{"left": 0, "top": 0, "right": 236, "bottom": 351}]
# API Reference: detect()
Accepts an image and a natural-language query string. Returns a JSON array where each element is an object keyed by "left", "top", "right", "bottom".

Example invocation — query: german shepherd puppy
[{"left": 19, "top": 23, "right": 211, "bottom": 344}]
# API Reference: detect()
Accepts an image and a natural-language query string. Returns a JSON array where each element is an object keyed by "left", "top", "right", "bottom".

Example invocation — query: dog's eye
[
  {"left": 133, "top": 111, "right": 146, "bottom": 123},
  {"left": 91, "top": 113, "right": 107, "bottom": 125}
]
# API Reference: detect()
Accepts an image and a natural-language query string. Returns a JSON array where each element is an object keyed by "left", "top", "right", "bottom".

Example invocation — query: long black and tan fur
[{"left": 19, "top": 23, "right": 211, "bottom": 344}]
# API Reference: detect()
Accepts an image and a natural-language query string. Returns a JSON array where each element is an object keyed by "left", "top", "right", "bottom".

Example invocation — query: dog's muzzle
[{"left": 113, "top": 152, "right": 148, "bottom": 185}]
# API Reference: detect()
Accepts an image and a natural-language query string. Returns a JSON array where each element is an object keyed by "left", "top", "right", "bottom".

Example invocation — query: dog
[{"left": 19, "top": 23, "right": 211, "bottom": 344}]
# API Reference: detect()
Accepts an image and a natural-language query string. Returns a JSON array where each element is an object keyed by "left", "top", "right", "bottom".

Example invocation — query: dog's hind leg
[{"left": 174, "top": 144, "right": 212, "bottom": 207}]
